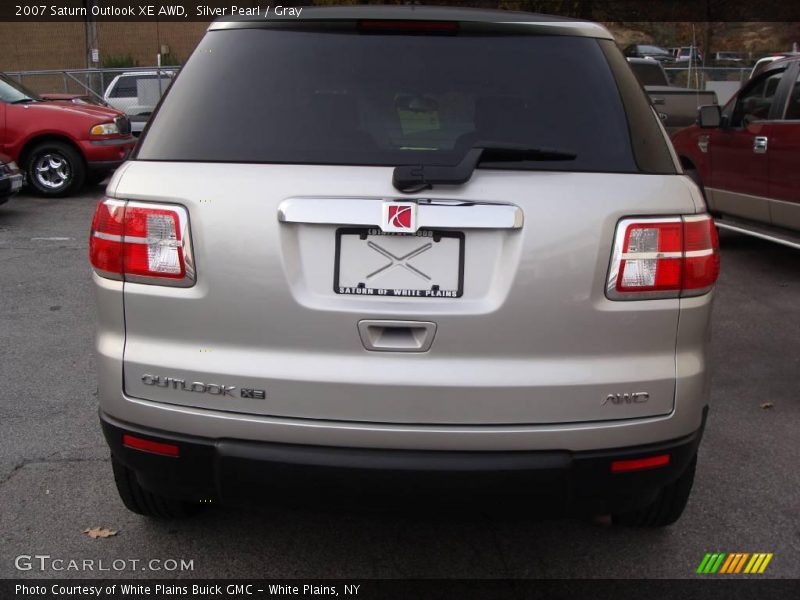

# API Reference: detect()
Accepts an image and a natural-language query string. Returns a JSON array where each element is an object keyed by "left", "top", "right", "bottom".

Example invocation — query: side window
[
  {"left": 783, "top": 73, "right": 800, "bottom": 120},
  {"left": 110, "top": 77, "right": 138, "bottom": 99},
  {"left": 730, "top": 70, "right": 785, "bottom": 127}
]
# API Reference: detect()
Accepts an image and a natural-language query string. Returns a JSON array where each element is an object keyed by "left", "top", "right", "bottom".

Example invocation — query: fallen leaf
[
  {"left": 760, "top": 402, "right": 774, "bottom": 410},
  {"left": 83, "top": 527, "right": 118, "bottom": 539}
]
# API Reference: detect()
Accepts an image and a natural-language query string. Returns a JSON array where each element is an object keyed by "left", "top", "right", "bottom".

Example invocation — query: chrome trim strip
[
  {"left": 620, "top": 251, "right": 682, "bottom": 260},
  {"left": 684, "top": 249, "right": 714, "bottom": 258},
  {"left": 123, "top": 235, "right": 154, "bottom": 245},
  {"left": 92, "top": 231, "right": 123, "bottom": 242},
  {"left": 93, "top": 232, "right": 179, "bottom": 248},
  {"left": 715, "top": 221, "right": 800, "bottom": 250},
  {"left": 682, "top": 214, "right": 713, "bottom": 223},
  {"left": 706, "top": 187, "right": 800, "bottom": 210},
  {"left": 278, "top": 197, "right": 523, "bottom": 231}
]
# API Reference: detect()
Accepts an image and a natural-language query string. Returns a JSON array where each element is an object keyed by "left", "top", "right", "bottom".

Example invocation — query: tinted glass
[
  {"left": 732, "top": 70, "right": 785, "bottom": 125},
  {"left": 0, "top": 74, "right": 40, "bottom": 103},
  {"left": 138, "top": 28, "right": 638, "bottom": 173},
  {"left": 630, "top": 62, "right": 668, "bottom": 86},
  {"left": 783, "top": 73, "right": 800, "bottom": 120},
  {"left": 110, "top": 75, "right": 171, "bottom": 98}
]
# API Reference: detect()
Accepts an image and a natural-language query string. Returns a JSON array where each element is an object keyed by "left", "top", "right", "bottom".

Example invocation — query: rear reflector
[
  {"left": 90, "top": 199, "right": 195, "bottom": 287},
  {"left": 611, "top": 454, "right": 670, "bottom": 473},
  {"left": 606, "top": 214, "right": 719, "bottom": 300},
  {"left": 122, "top": 434, "right": 180, "bottom": 457}
]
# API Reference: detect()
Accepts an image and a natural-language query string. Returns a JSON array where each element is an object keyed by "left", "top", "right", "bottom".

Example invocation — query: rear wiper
[{"left": 392, "top": 142, "right": 577, "bottom": 194}]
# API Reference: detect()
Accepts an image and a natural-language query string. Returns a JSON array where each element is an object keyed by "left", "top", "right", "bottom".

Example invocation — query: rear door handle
[{"left": 753, "top": 136, "right": 768, "bottom": 154}]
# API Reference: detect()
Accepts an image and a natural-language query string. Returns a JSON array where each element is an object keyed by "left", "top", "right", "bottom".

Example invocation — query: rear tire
[
  {"left": 25, "top": 141, "right": 85, "bottom": 197},
  {"left": 612, "top": 455, "right": 696, "bottom": 527},
  {"left": 111, "top": 456, "right": 200, "bottom": 518},
  {"left": 85, "top": 171, "right": 111, "bottom": 187}
]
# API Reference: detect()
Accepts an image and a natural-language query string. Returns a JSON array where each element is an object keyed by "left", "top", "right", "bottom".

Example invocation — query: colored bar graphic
[
  {"left": 703, "top": 553, "right": 719, "bottom": 573},
  {"left": 719, "top": 554, "right": 736, "bottom": 574},
  {"left": 744, "top": 554, "right": 760, "bottom": 573},
  {"left": 758, "top": 554, "right": 773, "bottom": 573},
  {"left": 698, "top": 552, "right": 771, "bottom": 575},
  {"left": 734, "top": 553, "right": 750, "bottom": 573},
  {"left": 750, "top": 554, "right": 766, "bottom": 573},
  {"left": 710, "top": 553, "right": 726, "bottom": 573},
  {"left": 697, "top": 553, "right": 712, "bottom": 574}
]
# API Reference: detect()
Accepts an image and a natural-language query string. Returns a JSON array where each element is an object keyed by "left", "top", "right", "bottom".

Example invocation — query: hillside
[{"left": 605, "top": 22, "right": 800, "bottom": 58}]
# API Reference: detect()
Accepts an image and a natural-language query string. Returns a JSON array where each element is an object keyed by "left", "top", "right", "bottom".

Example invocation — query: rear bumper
[
  {"left": 129, "top": 115, "right": 149, "bottom": 136},
  {"left": 101, "top": 409, "right": 705, "bottom": 512},
  {"left": 0, "top": 172, "right": 23, "bottom": 200}
]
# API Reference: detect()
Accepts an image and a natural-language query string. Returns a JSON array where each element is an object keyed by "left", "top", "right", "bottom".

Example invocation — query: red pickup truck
[
  {"left": 0, "top": 72, "right": 136, "bottom": 197},
  {"left": 671, "top": 55, "right": 800, "bottom": 248}
]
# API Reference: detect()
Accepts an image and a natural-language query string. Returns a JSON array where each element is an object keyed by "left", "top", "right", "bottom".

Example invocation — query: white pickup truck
[{"left": 103, "top": 70, "right": 177, "bottom": 135}]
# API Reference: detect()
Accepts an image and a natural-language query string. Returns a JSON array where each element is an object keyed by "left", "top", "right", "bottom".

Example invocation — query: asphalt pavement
[{"left": 0, "top": 188, "right": 798, "bottom": 579}]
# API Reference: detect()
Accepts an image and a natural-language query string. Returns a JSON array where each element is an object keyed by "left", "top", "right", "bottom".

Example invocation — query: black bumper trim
[
  {"left": 89, "top": 136, "right": 136, "bottom": 147},
  {"left": 0, "top": 173, "right": 23, "bottom": 198},
  {"left": 87, "top": 159, "right": 126, "bottom": 171},
  {"left": 101, "top": 409, "right": 707, "bottom": 511}
]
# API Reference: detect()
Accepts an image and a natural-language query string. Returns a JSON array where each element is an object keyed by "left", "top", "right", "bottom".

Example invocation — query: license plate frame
[{"left": 334, "top": 227, "right": 464, "bottom": 298}]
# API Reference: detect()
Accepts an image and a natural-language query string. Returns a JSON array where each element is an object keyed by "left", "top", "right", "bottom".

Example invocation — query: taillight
[
  {"left": 89, "top": 199, "right": 195, "bottom": 287},
  {"left": 606, "top": 215, "right": 719, "bottom": 300}
]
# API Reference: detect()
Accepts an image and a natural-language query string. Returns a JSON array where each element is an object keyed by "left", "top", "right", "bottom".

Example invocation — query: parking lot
[{"left": 0, "top": 188, "right": 798, "bottom": 579}]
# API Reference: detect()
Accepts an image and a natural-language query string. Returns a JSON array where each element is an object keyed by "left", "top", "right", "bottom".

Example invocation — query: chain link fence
[
  {"left": 664, "top": 66, "right": 751, "bottom": 105},
  {"left": 664, "top": 66, "right": 751, "bottom": 88},
  {"left": 5, "top": 67, "right": 178, "bottom": 133}
]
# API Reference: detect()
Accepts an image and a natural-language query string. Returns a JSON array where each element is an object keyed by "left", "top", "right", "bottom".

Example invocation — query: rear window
[
  {"left": 138, "top": 28, "right": 641, "bottom": 173},
  {"left": 640, "top": 45, "right": 667, "bottom": 54},
  {"left": 110, "top": 75, "right": 172, "bottom": 98},
  {"left": 630, "top": 62, "right": 669, "bottom": 86}
]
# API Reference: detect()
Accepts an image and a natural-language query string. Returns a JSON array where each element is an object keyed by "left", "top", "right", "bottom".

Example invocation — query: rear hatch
[{"left": 117, "top": 15, "right": 690, "bottom": 425}]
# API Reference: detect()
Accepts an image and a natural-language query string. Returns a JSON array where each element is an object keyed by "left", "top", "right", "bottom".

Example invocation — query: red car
[
  {"left": 0, "top": 72, "right": 136, "bottom": 196},
  {"left": 671, "top": 56, "right": 800, "bottom": 248}
]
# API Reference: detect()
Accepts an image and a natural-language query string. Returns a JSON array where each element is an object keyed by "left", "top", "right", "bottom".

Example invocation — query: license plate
[
  {"left": 334, "top": 227, "right": 464, "bottom": 298},
  {"left": 11, "top": 176, "right": 22, "bottom": 192}
]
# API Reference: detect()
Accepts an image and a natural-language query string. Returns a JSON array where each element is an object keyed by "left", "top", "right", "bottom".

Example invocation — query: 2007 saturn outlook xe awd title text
[{"left": 90, "top": 7, "right": 719, "bottom": 526}]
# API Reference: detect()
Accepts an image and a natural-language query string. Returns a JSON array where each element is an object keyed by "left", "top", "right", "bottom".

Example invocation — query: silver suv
[{"left": 90, "top": 7, "right": 719, "bottom": 525}]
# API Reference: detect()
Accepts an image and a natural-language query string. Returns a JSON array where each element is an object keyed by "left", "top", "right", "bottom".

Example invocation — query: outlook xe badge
[{"left": 382, "top": 202, "right": 417, "bottom": 233}]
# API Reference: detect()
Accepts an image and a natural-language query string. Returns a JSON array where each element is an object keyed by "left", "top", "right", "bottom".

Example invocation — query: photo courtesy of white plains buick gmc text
[{"left": 89, "top": 7, "right": 720, "bottom": 525}]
